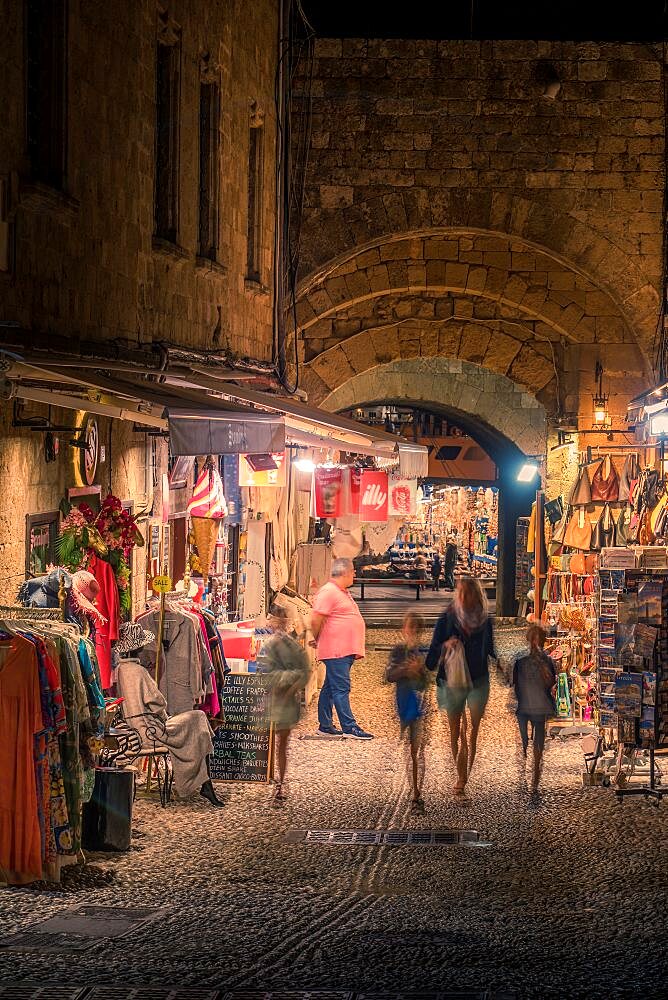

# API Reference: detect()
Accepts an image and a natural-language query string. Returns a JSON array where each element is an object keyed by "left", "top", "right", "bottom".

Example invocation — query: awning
[
  {"left": 4, "top": 358, "right": 427, "bottom": 468},
  {"left": 168, "top": 409, "right": 285, "bottom": 456}
]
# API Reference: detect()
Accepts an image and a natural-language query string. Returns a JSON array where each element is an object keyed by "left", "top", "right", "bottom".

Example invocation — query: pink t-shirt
[{"left": 312, "top": 581, "right": 366, "bottom": 660}]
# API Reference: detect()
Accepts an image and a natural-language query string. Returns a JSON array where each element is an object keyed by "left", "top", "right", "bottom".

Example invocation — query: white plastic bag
[{"left": 442, "top": 640, "right": 472, "bottom": 690}]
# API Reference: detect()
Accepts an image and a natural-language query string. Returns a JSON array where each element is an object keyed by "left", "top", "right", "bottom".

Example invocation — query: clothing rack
[{"left": 0, "top": 605, "right": 64, "bottom": 621}]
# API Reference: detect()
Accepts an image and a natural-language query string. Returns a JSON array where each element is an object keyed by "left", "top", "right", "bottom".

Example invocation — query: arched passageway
[{"left": 321, "top": 358, "right": 547, "bottom": 614}]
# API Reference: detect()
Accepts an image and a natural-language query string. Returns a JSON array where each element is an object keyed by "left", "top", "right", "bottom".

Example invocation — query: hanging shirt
[{"left": 89, "top": 554, "right": 120, "bottom": 690}]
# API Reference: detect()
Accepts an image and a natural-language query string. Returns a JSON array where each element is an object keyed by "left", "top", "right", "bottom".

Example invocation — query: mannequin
[{"left": 115, "top": 622, "right": 223, "bottom": 807}]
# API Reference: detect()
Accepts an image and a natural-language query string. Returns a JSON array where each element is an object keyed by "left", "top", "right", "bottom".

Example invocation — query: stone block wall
[
  {"left": 294, "top": 38, "right": 664, "bottom": 432},
  {"left": 0, "top": 0, "right": 278, "bottom": 361}
]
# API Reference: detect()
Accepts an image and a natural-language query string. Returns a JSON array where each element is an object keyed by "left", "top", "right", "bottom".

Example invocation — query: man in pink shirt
[{"left": 310, "top": 557, "right": 373, "bottom": 740}]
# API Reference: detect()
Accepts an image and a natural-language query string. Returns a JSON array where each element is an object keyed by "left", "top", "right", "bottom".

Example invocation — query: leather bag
[
  {"left": 563, "top": 507, "right": 592, "bottom": 551},
  {"left": 545, "top": 496, "right": 564, "bottom": 525},
  {"left": 568, "top": 466, "right": 592, "bottom": 506},
  {"left": 549, "top": 511, "right": 569, "bottom": 555},
  {"left": 619, "top": 454, "right": 639, "bottom": 503},
  {"left": 615, "top": 507, "right": 630, "bottom": 547},
  {"left": 591, "top": 504, "right": 616, "bottom": 551},
  {"left": 590, "top": 456, "right": 619, "bottom": 502}
]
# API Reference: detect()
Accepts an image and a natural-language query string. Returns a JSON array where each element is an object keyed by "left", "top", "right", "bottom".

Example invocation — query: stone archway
[
  {"left": 318, "top": 358, "right": 547, "bottom": 615},
  {"left": 295, "top": 228, "right": 652, "bottom": 426},
  {"left": 322, "top": 357, "right": 547, "bottom": 459}
]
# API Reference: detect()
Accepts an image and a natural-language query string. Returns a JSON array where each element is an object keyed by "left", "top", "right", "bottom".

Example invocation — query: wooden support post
[{"left": 534, "top": 489, "right": 545, "bottom": 624}]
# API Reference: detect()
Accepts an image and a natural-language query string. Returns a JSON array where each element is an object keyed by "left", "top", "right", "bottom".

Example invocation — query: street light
[{"left": 517, "top": 461, "right": 539, "bottom": 483}]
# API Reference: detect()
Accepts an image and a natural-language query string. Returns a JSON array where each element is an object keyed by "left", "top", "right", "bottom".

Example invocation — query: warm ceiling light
[
  {"left": 517, "top": 462, "right": 539, "bottom": 483},
  {"left": 294, "top": 457, "right": 315, "bottom": 473}
]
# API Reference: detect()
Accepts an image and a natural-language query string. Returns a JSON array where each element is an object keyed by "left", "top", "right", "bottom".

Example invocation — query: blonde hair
[{"left": 402, "top": 610, "right": 424, "bottom": 634}]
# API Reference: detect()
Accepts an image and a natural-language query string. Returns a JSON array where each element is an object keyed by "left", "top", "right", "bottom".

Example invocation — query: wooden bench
[{"left": 355, "top": 577, "right": 429, "bottom": 601}]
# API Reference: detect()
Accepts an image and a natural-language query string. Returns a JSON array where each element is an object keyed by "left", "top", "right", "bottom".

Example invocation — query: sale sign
[
  {"left": 314, "top": 467, "right": 344, "bottom": 518},
  {"left": 388, "top": 474, "right": 417, "bottom": 517},
  {"left": 359, "top": 469, "right": 389, "bottom": 522}
]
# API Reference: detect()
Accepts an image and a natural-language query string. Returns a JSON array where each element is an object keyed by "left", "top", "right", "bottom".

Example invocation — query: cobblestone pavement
[{"left": 1, "top": 629, "right": 667, "bottom": 999}]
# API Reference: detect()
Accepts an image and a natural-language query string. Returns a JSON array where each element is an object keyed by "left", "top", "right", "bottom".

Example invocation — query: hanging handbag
[
  {"left": 590, "top": 456, "right": 619, "bottom": 502},
  {"left": 545, "top": 496, "right": 564, "bottom": 525},
  {"left": 563, "top": 507, "right": 592, "bottom": 551},
  {"left": 549, "top": 512, "right": 568, "bottom": 555},
  {"left": 591, "top": 504, "right": 616, "bottom": 551},
  {"left": 615, "top": 506, "right": 630, "bottom": 547},
  {"left": 618, "top": 454, "right": 639, "bottom": 503},
  {"left": 568, "top": 465, "right": 592, "bottom": 506}
]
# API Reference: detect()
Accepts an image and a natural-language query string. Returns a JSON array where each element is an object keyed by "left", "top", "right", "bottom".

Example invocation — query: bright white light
[
  {"left": 295, "top": 457, "right": 316, "bottom": 473},
  {"left": 650, "top": 412, "right": 668, "bottom": 437},
  {"left": 517, "top": 462, "right": 539, "bottom": 483}
]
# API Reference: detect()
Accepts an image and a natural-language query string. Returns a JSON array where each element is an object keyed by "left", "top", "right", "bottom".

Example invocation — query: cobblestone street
[{"left": 1, "top": 631, "right": 667, "bottom": 999}]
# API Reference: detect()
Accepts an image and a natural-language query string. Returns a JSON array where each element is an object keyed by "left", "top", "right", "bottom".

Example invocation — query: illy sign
[{"left": 359, "top": 470, "right": 389, "bottom": 522}]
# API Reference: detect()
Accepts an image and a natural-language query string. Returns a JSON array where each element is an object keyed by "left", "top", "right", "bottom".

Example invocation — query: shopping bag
[{"left": 441, "top": 639, "right": 472, "bottom": 691}]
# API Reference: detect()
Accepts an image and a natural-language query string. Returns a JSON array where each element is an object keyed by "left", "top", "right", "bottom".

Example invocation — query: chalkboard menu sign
[{"left": 210, "top": 673, "right": 273, "bottom": 783}]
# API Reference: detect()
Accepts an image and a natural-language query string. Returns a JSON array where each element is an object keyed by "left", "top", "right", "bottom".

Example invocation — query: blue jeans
[{"left": 318, "top": 655, "right": 356, "bottom": 732}]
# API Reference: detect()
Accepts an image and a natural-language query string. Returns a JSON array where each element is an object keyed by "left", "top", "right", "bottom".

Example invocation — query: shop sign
[
  {"left": 239, "top": 452, "right": 286, "bottom": 487},
  {"left": 151, "top": 574, "right": 172, "bottom": 593},
  {"left": 388, "top": 474, "right": 417, "bottom": 517},
  {"left": 210, "top": 673, "right": 272, "bottom": 783},
  {"left": 314, "top": 467, "right": 344, "bottom": 518},
  {"left": 360, "top": 469, "right": 388, "bottom": 522}
]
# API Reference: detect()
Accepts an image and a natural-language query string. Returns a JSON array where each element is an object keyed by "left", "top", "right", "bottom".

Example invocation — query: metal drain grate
[
  {"left": 88, "top": 990, "right": 218, "bottom": 999},
  {"left": 286, "top": 829, "right": 481, "bottom": 846},
  {"left": 223, "top": 994, "right": 353, "bottom": 1000},
  {"left": 0, "top": 986, "right": 88, "bottom": 999},
  {"left": 0, "top": 905, "right": 167, "bottom": 953}
]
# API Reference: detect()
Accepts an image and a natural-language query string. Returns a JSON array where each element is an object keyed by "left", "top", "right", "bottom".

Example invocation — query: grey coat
[
  {"left": 116, "top": 658, "right": 213, "bottom": 798},
  {"left": 137, "top": 610, "right": 212, "bottom": 715}
]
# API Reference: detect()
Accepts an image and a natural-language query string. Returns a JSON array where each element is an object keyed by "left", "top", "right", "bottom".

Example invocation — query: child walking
[
  {"left": 386, "top": 611, "right": 428, "bottom": 814},
  {"left": 259, "top": 604, "right": 311, "bottom": 804},
  {"left": 512, "top": 624, "right": 557, "bottom": 794}
]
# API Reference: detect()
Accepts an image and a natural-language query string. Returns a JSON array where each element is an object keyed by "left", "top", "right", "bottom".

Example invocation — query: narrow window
[
  {"left": 198, "top": 81, "right": 220, "bottom": 260},
  {"left": 26, "top": 0, "right": 67, "bottom": 188},
  {"left": 246, "top": 107, "right": 264, "bottom": 281},
  {"left": 155, "top": 27, "right": 180, "bottom": 242}
]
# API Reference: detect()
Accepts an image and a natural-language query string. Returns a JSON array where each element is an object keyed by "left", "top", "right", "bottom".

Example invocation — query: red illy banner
[
  {"left": 314, "top": 467, "right": 344, "bottom": 518},
  {"left": 359, "top": 469, "right": 389, "bottom": 522}
]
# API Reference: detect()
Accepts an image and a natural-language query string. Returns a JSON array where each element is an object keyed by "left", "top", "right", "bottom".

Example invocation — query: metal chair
[{"left": 104, "top": 709, "right": 174, "bottom": 808}]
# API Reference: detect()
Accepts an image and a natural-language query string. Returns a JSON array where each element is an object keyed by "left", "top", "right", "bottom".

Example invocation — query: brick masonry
[{"left": 293, "top": 39, "right": 665, "bottom": 446}]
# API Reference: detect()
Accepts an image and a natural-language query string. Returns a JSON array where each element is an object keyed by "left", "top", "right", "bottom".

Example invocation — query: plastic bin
[{"left": 82, "top": 766, "right": 134, "bottom": 852}]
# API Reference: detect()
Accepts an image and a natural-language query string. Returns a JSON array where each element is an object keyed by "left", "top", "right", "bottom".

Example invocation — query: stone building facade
[
  {"left": 0, "top": 0, "right": 279, "bottom": 600},
  {"left": 295, "top": 38, "right": 664, "bottom": 436},
  {"left": 293, "top": 38, "right": 665, "bottom": 609}
]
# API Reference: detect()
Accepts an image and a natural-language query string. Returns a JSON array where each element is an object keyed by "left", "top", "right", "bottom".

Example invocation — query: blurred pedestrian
[
  {"left": 386, "top": 611, "right": 428, "bottom": 813},
  {"left": 443, "top": 537, "right": 458, "bottom": 590},
  {"left": 310, "top": 557, "right": 373, "bottom": 740},
  {"left": 426, "top": 578, "right": 496, "bottom": 795},
  {"left": 512, "top": 624, "right": 557, "bottom": 793},
  {"left": 431, "top": 551, "right": 442, "bottom": 592},
  {"left": 260, "top": 605, "right": 312, "bottom": 803}
]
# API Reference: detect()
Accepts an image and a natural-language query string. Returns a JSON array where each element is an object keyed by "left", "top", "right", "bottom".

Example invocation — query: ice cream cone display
[{"left": 187, "top": 463, "right": 227, "bottom": 583}]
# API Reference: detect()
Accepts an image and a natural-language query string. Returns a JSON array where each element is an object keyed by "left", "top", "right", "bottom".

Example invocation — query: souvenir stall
[
  {"left": 386, "top": 485, "right": 498, "bottom": 581},
  {"left": 528, "top": 419, "right": 668, "bottom": 785},
  {"left": 1, "top": 570, "right": 106, "bottom": 884}
]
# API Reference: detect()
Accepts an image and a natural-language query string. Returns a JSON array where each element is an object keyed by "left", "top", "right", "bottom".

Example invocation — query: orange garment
[{"left": 0, "top": 634, "right": 43, "bottom": 885}]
